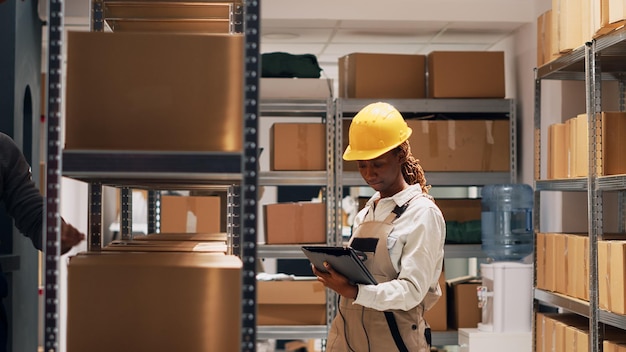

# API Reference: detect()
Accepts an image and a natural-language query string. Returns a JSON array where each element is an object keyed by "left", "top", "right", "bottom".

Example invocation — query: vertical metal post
[
  {"left": 44, "top": 0, "right": 64, "bottom": 347},
  {"left": 228, "top": 185, "right": 241, "bottom": 257},
  {"left": 120, "top": 187, "right": 133, "bottom": 240},
  {"left": 88, "top": 182, "right": 103, "bottom": 251},
  {"left": 617, "top": 79, "right": 626, "bottom": 233},
  {"left": 532, "top": 70, "right": 542, "bottom": 352},
  {"left": 91, "top": 0, "right": 104, "bottom": 31},
  {"left": 586, "top": 41, "right": 603, "bottom": 352},
  {"left": 147, "top": 190, "right": 161, "bottom": 234},
  {"left": 533, "top": 72, "right": 542, "bottom": 182},
  {"left": 241, "top": 0, "right": 260, "bottom": 350},
  {"left": 509, "top": 99, "right": 517, "bottom": 183}
]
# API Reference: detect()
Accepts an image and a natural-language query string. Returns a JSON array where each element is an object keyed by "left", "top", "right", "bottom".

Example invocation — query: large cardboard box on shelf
[
  {"left": 270, "top": 123, "right": 326, "bottom": 171},
  {"left": 103, "top": 239, "right": 227, "bottom": 253},
  {"left": 436, "top": 199, "right": 481, "bottom": 223},
  {"left": 552, "top": 0, "right": 586, "bottom": 53},
  {"left": 257, "top": 279, "right": 326, "bottom": 325},
  {"left": 338, "top": 53, "right": 426, "bottom": 99},
  {"left": 569, "top": 112, "right": 626, "bottom": 177},
  {"left": 554, "top": 234, "right": 568, "bottom": 295},
  {"left": 65, "top": 31, "right": 243, "bottom": 152},
  {"left": 427, "top": 51, "right": 505, "bottom": 98},
  {"left": 67, "top": 251, "right": 242, "bottom": 352},
  {"left": 406, "top": 119, "right": 510, "bottom": 172},
  {"left": 547, "top": 122, "right": 569, "bottom": 179},
  {"left": 602, "top": 240, "right": 626, "bottom": 314},
  {"left": 537, "top": 10, "right": 557, "bottom": 67},
  {"left": 260, "top": 78, "right": 333, "bottom": 99},
  {"left": 160, "top": 195, "right": 221, "bottom": 234},
  {"left": 609, "top": 0, "right": 626, "bottom": 25},
  {"left": 423, "top": 270, "right": 447, "bottom": 331},
  {"left": 446, "top": 276, "right": 481, "bottom": 329},
  {"left": 264, "top": 202, "right": 326, "bottom": 244},
  {"left": 566, "top": 234, "right": 587, "bottom": 299}
]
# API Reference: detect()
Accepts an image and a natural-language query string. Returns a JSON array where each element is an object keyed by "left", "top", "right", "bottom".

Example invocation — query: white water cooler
[{"left": 458, "top": 262, "right": 533, "bottom": 352}]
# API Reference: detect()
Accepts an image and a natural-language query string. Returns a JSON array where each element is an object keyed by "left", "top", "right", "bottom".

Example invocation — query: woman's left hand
[{"left": 311, "top": 262, "right": 358, "bottom": 299}]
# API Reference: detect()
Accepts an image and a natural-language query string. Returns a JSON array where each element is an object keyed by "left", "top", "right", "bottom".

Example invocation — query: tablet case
[{"left": 301, "top": 246, "right": 377, "bottom": 285}]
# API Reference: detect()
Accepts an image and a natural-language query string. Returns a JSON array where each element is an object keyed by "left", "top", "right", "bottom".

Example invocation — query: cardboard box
[
  {"left": 264, "top": 202, "right": 326, "bottom": 244},
  {"left": 545, "top": 233, "right": 557, "bottom": 292},
  {"left": 338, "top": 53, "right": 426, "bottom": 99},
  {"left": 537, "top": 10, "right": 555, "bottom": 67},
  {"left": 609, "top": 0, "right": 626, "bottom": 24},
  {"left": 260, "top": 78, "right": 333, "bottom": 99},
  {"left": 427, "top": 51, "right": 505, "bottom": 98},
  {"left": 270, "top": 123, "right": 326, "bottom": 171},
  {"left": 547, "top": 122, "right": 568, "bottom": 179},
  {"left": 447, "top": 276, "right": 481, "bottom": 329},
  {"left": 423, "top": 271, "right": 447, "bottom": 331},
  {"left": 133, "top": 232, "right": 227, "bottom": 242},
  {"left": 554, "top": 0, "right": 585, "bottom": 53},
  {"left": 436, "top": 199, "right": 481, "bottom": 223},
  {"left": 160, "top": 195, "right": 221, "bottom": 234},
  {"left": 554, "top": 233, "right": 568, "bottom": 295},
  {"left": 406, "top": 119, "right": 510, "bottom": 172},
  {"left": 565, "top": 234, "right": 589, "bottom": 300},
  {"left": 67, "top": 252, "right": 242, "bottom": 352},
  {"left": 536, "top": 233, "right": 546, "bottom": 290},
  {"left": 65, "top": 31, "right": 243, "bottom": 152},
  {"left": 569, "top": 112, "right": 626, "bottom": 177},
  {"left": 599, "top": 240, "right": 611, "bottom": 310},
  {"left": 103, "top": 239, "right": 227, "bottom": 253},
  {"left": 257, "top": 279, "right": 326, "bottom": 325},
  {"left": 608, "top": 240, "right": 626, "bottom": 314}
]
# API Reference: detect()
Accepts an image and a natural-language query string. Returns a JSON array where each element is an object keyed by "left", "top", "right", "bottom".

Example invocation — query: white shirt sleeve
[{"left": 353, "top": 192, "right": 446, "bottom": 311}]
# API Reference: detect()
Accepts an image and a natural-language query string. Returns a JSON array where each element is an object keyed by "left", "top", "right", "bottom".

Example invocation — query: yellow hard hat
[{"left": 343, "top": 102, "right": 412, "bottom": 161}]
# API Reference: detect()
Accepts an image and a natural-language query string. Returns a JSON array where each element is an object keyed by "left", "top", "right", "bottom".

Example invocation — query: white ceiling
[{"left": 53, "top": 0, "right": 535, "bottom": 84}]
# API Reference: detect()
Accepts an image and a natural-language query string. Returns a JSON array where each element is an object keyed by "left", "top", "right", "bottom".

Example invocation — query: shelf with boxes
[
  {"left": 255, "top": 91, "right": 338, "bottom": 342},
  {"left": 43, "top": 1, "right": 261, "bottom": 351},
  {"left": 533, "top": 20, "right": 626, "bottom": 352}
]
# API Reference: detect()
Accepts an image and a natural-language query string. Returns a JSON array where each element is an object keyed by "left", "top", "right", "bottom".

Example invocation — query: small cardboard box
[
  {"left": 608, "top": 240, "right": 626, "bottom": 314},
  {"left": 65, "top": 31, "right": 243, "bottom": 152},
  {"left": 423, "top": 271, "right": 447, "bottom": 331},
  {"left": 67, "top": 252, "right": 242, "bottom": 352},
  {"left": 406, "top": 119, "right": 510, "bottom": 172},
  {"left": 338, "top": 53, "right": 426, "bottom": 99},
  {"left": 447, "top": 276, "right": 482, "bottom": 329},
  {"left": 536, "top": 233, "right": 546, "bottom": 290},
  {"left": 270, "top": 123, "right": 326, "bottom": 171},
  {"left": 537, "top": 10, "right": 556, "bottom": 67},
  {"left": 264, "top": 202, "right": 326, "bottom": 244},
  {"left": 257, "top": 279, "right": 326, "bottom": 325},
  {"left": 427, "top": 51, "right": 505, "bottom": 98},
  {"left": 160, "top": 195, "right": 221, "bottom": 234}
]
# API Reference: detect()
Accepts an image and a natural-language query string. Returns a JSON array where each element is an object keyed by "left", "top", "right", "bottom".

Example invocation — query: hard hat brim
[{"left": 343, "top": 128, "right": 412, "bottom": 161}]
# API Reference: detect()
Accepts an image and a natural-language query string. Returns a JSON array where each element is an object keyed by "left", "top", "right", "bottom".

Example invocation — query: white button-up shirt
[{"left": 353, "top": 184, "right": 446, "bottom": 311}]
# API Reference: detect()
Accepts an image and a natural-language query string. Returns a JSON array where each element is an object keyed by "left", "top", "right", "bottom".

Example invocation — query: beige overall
[{"left": 327, "top": 195, "right": 433, "bottom": 352}]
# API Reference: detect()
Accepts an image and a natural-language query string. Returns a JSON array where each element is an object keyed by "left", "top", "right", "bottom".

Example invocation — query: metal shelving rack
[
  {"left": 533, "top": 26, "right": 626, "bottom": 352},
  {"left": 44, "top": 1, "right": 260, "bottom": 352},
  {"left": 255, "top": 97, "right": 337, "bottom": 341},
  {"left": 335, "top": 97, "right": 517, "bottom": 347}
]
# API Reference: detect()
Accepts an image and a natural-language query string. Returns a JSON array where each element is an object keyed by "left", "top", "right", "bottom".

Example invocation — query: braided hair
[{"left": 396, "top": 140, "right": 430, "bottom": 194}]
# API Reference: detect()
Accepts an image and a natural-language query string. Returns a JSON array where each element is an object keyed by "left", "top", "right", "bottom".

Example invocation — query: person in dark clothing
[{"left": 0, "top": 132, "right": 85, "bottom": 351}]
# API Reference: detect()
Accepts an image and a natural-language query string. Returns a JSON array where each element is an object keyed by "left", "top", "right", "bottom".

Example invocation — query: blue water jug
[{"left": 481, "top": 184, "right": 533, "bottom": 261}]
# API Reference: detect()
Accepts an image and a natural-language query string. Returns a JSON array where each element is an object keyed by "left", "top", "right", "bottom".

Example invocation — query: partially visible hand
[
  {"left": 60, "top": 219, "right": 85, "bottom": 254},
  {"left": 311, "top": 262, "right": 358, "bottom": 299}
]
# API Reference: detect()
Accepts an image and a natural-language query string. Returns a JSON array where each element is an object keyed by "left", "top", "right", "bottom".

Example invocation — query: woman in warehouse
[{"left": 311, "top": 102, "right": 445, "bottom": 352}]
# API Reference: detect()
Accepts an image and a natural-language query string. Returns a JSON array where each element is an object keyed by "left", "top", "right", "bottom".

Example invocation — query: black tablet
[{"left": 301, "top": 246, "right": 377, "bottom": 285}]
